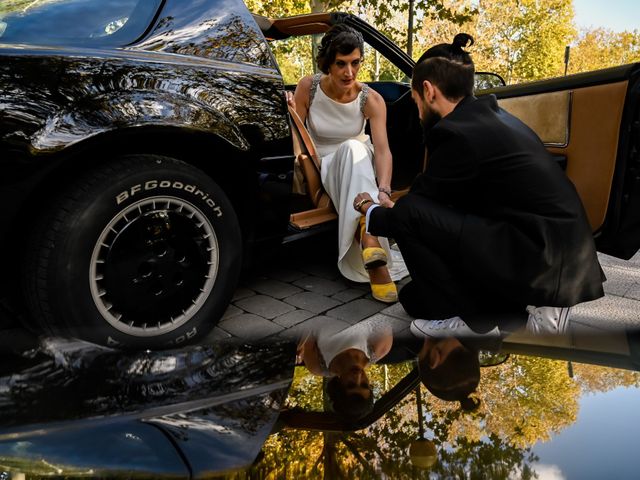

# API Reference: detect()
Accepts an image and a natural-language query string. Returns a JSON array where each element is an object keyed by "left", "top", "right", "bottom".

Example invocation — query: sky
[{"left": 573, "top": 0, "right": 640, "bottom": 32}]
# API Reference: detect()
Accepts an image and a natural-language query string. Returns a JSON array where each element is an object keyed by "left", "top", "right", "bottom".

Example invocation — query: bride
[{"left": 287, "top": 23, "right": 399, "bottom": 303}]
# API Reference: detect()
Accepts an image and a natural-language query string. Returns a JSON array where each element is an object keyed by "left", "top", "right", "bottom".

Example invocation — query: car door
[{"left": 481, "top": 65, "right": 640, "bottom": 259}]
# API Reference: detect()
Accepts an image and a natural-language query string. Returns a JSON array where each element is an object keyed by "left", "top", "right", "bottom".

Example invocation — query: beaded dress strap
[
  {"left": 359, "top": 83, "right": 370, "bottom": 114},
  {"left": 309, "top": 73, "right": 322, "bottom": 107}
]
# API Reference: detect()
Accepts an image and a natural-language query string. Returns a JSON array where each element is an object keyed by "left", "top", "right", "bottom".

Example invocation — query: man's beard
[{"left": 420, "top": 103, "right": 442, "bottom": 138}]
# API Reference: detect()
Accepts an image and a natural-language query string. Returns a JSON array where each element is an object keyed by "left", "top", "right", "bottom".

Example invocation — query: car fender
[{"left": 27, "top": 90, "right": 251, "bottom": 155}]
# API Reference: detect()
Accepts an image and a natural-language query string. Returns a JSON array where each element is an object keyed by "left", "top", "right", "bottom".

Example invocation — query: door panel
[{"left": 497, "top": 81, "right": 628, "bottom": 232}]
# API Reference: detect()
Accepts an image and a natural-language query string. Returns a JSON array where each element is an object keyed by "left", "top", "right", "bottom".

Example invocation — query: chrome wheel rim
[{"left": 89, "top": 196, "right": 219, "bottom": 337}]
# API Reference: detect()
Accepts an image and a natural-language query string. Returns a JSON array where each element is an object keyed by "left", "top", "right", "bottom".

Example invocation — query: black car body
[
  {"left": 0, "top": 338, "right": 295, "bottom": 478},
  {"left": 1, "top": 0, "right": 294, "bottom": 347},
  {"left": 1, "top": 0, "right": 639, "bottom": 347}
]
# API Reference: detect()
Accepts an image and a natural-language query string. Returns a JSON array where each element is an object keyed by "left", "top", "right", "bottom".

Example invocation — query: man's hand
[{"left": 353, "top": 192, "right": 375, "bottom": 214}]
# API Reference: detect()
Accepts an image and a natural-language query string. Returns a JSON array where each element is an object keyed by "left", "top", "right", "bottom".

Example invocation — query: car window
[
  {"left": 271, "top": 34, "right": 405, "bottom": 85},
  {"left": 0, "top": 0, "right": 161, "bottom": 47}
]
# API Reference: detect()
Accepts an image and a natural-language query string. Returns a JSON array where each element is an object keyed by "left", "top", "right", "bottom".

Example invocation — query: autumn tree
[
  {"left": 568, "top": 27, "right": 640, "bottom": 74},
  {"left": 416, "top": 0, "right": 575, "bottom": 83}
]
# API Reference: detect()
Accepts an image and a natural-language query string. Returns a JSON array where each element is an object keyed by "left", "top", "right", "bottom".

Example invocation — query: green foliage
[
  {"left": 568, "top": 27, "right": 640, "bottom": 74},
  {"left": 0, "top": 0, "right": 65, "bottom": 17},
  {"left": 417, "top": 0, "right": 575, "bottom": 83}
]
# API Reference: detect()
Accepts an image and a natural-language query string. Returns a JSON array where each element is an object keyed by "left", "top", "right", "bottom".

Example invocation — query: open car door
[{"left": 482, "top": 64, "right": 640, "bottom": 259}]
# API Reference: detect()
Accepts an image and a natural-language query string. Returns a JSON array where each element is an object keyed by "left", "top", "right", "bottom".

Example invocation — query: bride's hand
[
  {"left": 378, "top": 195, "right": 395, "bottom": 208},
  {"left": 285, "top": 91, "right": 296, "bottom": 110},
  {"left": 378, "top": 191, "right": 395, "bottom": 208}
]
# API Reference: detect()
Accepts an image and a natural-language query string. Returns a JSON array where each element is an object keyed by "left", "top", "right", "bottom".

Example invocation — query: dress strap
[
  {"left": 359, "top": 83, "right": 370, "bottom": 115},
  {"left": 309, "top": 73, "right": 322, "bottom": 107}
]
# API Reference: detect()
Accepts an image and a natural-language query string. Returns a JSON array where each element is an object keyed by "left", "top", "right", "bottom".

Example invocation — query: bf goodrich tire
[{"left": 24, "top": 155, "right": 242, "bottom": 348}]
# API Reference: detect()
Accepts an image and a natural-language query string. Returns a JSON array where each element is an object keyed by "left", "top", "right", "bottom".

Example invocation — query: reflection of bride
[
  {"left": 296, "top": 319, "right": 392, "bottom": 419},
  {"left": 288, "top": 23, "right": 406, "bottom": 303}
]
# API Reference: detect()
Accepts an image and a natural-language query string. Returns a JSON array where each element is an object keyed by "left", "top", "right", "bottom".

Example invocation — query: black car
[{"left": 1, "top": 0, "right": 639, "bottom": 347}]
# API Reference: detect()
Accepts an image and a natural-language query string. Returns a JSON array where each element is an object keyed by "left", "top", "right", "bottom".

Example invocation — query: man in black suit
[{"left": 353, "top": 34, "right": 604, "bottom": 336}]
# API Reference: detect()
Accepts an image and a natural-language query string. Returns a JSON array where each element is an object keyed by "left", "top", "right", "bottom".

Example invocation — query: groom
[{"left": 354, "top": 34, "right": 604, "bottom": 336}]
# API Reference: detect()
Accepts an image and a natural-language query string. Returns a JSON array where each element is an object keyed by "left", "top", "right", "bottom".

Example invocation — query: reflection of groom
[{"left": 354, "top": 33, "right": 604, "bottom": 334}]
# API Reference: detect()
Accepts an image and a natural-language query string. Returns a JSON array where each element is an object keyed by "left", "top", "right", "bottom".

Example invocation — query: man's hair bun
[{"left": 452, "top": 33, "right": 474, "bottom": 52}]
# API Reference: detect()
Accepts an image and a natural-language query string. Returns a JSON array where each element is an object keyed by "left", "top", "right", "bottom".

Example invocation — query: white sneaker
[
  {"left": 525, "top": 305, "right": 571, "bottom": 334},
  {"left": 410, "top": 317, "right": 500, "bottom": 339}
]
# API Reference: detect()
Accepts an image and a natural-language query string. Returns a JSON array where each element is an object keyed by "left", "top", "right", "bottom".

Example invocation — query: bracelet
[
  {"left": 354, "top": 198, "right": 372, "bottom": 211},
  {"left": 378, "top": 187, "right": 392, "bottom": 197}
]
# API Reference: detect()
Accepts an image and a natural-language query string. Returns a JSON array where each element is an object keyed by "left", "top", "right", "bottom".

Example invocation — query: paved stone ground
[{"left": 205, "top": 231, "right": 640, "bottom": 344}]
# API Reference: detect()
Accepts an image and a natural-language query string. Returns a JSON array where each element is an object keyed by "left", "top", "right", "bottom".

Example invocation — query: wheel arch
[{"left": 17, "top": 125, "right": 258, "bottom": 250}]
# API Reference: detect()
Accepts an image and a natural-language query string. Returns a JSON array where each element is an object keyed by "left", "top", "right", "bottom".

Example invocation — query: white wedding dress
[{"left": 306, "top": 74, "right": 406, "bottom": 283}]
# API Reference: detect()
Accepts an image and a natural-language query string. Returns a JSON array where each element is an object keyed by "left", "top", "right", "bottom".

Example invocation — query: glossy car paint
[
  {"left": 0, "top": 0, "right": 293, "bottom": 296},
  {"left": 0, "top": 339, "right": 295, "bottom": 477}
]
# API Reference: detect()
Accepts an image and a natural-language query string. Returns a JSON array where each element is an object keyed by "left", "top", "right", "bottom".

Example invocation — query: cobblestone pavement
[{"left": 205, "top": 231, "right": 640, "bottom": 344}]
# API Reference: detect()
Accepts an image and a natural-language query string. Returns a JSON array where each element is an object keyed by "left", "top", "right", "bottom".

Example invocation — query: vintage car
[{"left": 1, "top": 0, "right": 639, "bottom": 347}]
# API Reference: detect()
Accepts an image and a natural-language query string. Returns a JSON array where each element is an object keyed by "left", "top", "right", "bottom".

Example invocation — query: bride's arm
[{"left": 365, "top": 90, "right": 393, "bottom": 207}]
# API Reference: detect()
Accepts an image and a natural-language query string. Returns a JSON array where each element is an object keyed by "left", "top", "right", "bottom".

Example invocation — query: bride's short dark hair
[{"left": 316, "top": 23, "right": 364, "bottom": 74}]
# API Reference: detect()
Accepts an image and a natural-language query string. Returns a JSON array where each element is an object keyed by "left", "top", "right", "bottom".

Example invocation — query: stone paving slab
[
  {"left": 231, "top": 287, "right": 255, "bottom": 302},
  {"left": 624, "top": 282, "right": 640, "bottom": 301},
  {"left": 364, "top": 312, "right": 412, "bottom": 336},
  {"left": 283, "top": 291, "right": 343, "bottom": 314},
  {"left": 276, "top": 316, "right": 352, "bottom": 340},
  {"left": 234, "top": 295, "right": 295, "bottom": 320},
  {"left": 292, "top": 276, "right": 349, "bottom": 296},
  {"left": 570, "top": 294, "right": 640, "bottom": 330},
  {"left": 218, "top": 314, "right": 284, "bottom": 340},
  {"left": 221, "top": 304, "right": 243, "bottom": 321},
  {"left": 265, "top": 267, "right": 309, "bottom": 283},
  {"left": 298, "top": 263, "right": 342, "bottom": 281},
  {"left": 245, "top": 277, "right": 303, "bottom": 299},
  {"left": 203, "top": 326, "right": 233, "bottom": 342},
  {"left": 272, "top": 309, "right": 316, "bottom": 328},
  {"left": 217, "top": 242, "right": 640, "bottom": 344},
  {"left": 380, "top": 302, "right": 414, "bottom": 321},
  {"left": 331, "top": 288, "right": 367, "bottom": 303},
  {"left": 326, "top": 298, "right": 388, "bottom": 324}
]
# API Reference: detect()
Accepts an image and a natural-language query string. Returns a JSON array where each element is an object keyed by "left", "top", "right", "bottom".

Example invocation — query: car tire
[{"left": 23, "top": 154, "right": 242, "bottom": 348}]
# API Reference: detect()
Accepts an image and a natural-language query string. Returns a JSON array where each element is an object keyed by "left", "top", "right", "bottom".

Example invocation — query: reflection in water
[
  {"left": 296, "top": 318, "right": 393, "bottom": 420},
  {"left": 241, "top": 344, "right": 640, "bottom": 479}
]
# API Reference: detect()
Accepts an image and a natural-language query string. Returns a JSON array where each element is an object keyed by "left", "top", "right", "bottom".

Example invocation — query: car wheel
[{"left": 24, "top": 154, "right": 242, "bottom": 348}]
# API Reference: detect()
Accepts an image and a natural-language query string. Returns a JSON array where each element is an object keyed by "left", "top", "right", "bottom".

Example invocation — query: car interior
[{"left": 492, "top": 72, "right": 634, "bottom": 234}]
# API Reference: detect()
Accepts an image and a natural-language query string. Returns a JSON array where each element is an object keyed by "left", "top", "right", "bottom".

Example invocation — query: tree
[
  {"left": 568, "top": 27, "right": 640, "bottom": 74},
  {"left": 416, "top": 0, "right": 575, "bottom": 83},
  {"left": 0, "top": 0, "right": 65, "bottom": 16}
]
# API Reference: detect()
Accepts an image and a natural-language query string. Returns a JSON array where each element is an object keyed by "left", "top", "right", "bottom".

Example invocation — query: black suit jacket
[{"left": 370, "top": 95, "right": 604, "bottom": 307}]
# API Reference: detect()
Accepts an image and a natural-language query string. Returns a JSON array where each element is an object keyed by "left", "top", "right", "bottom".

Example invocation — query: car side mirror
[
  {"left": 479, "top": 351, "right": 510, "bottom": 367},
  {"left": 475, "top": 72, "right": 506, "bottom": 91}
]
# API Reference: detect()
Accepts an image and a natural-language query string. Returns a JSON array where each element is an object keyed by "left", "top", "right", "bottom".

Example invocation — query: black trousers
[{"left": 373, "top": 195, "right": 524, "bottom": 319}]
